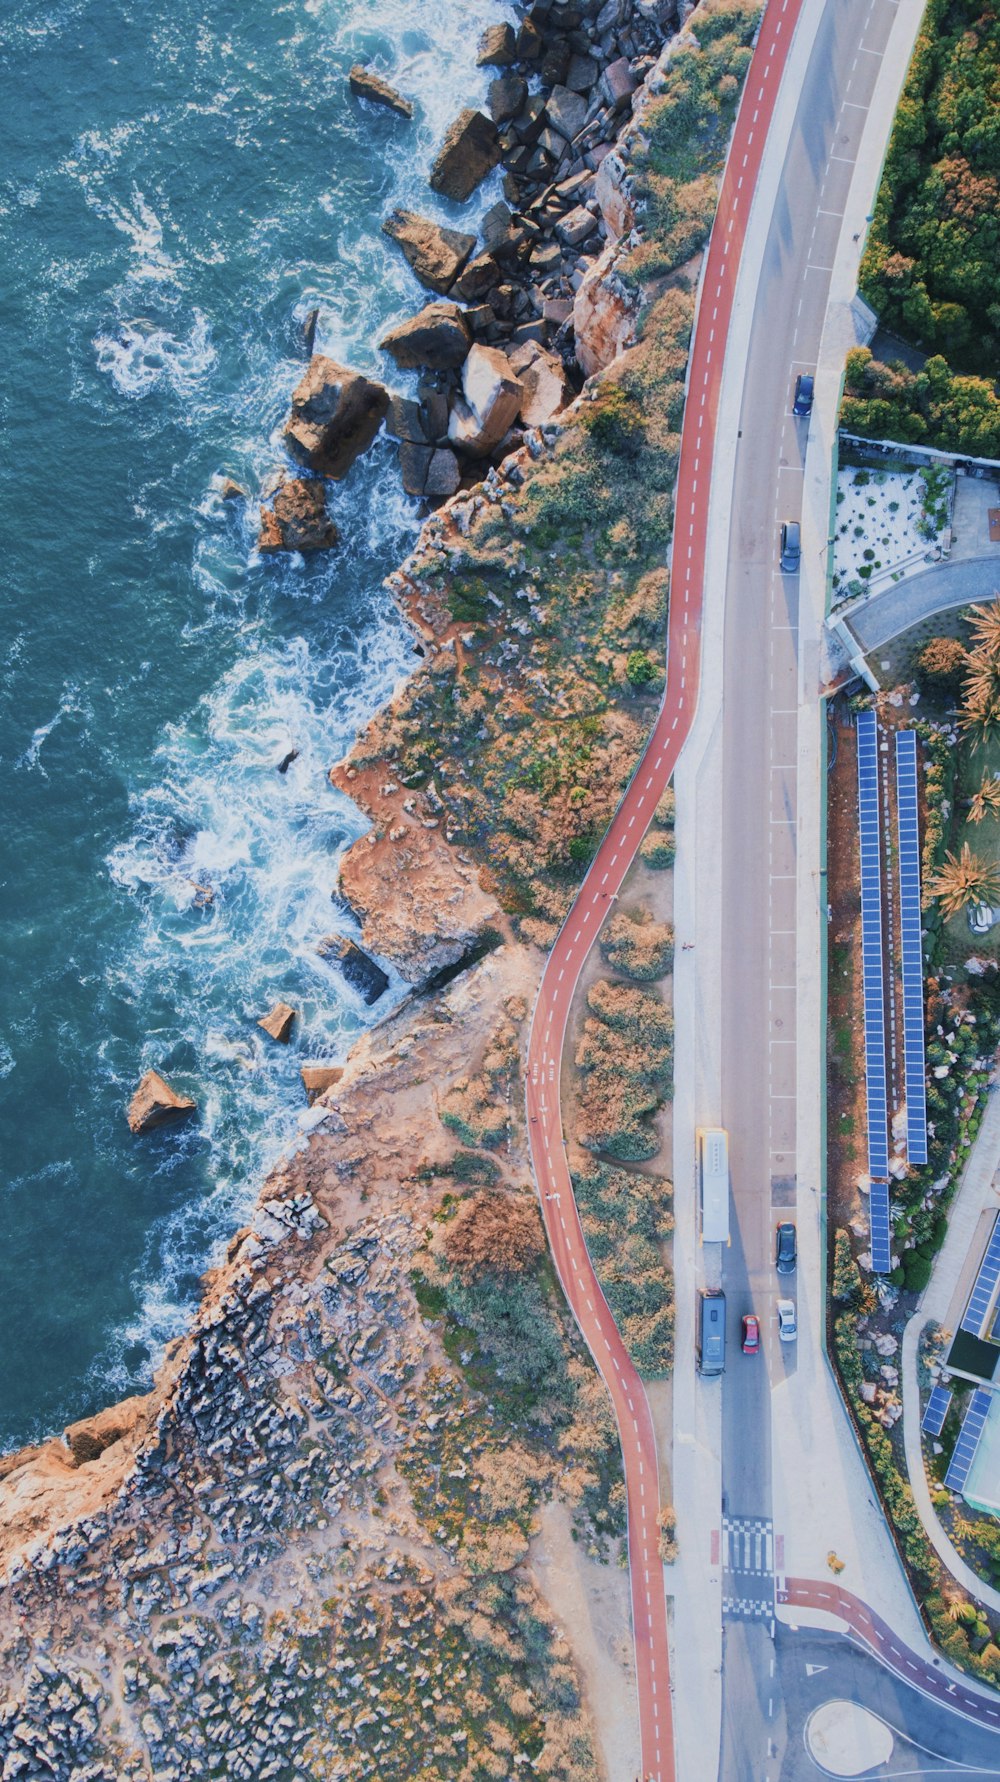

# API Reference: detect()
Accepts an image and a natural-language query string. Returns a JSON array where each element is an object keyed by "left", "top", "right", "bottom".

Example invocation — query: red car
[{"left": 741, "top": 1314, "right": 760, "bottom": 1355}]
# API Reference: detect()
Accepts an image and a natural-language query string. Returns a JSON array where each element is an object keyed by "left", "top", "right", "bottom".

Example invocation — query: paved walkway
[
  {"left": 838, "top": 554, "right": 1000, "bottom": 655},
  {"left": 900, "top": 1082, "right": 1000, "bottom": 1614}
]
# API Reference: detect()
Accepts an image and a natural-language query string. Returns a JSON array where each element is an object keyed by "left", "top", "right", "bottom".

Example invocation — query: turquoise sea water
[{"left": 0, "top": 0, "right": 511, "bottom": 1450}]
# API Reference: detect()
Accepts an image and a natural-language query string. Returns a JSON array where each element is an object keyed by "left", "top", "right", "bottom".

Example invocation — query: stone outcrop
[
  {"left": 573, "top": 242, "right": 640, "bottom": 376},
  {"left": 508, "top": 339, "right": 571, "bottom": 426},
  {"left": 348, "top": 63, "right": 413, "bottom": 118},
  {"left": 382, "top": 209, "right": 477, "bottom": 295},
  {"left": 126, "top": 1070, "right": 196, "bottom": 1135},
  {"left": 429, "top": 109, "right": 501, "bottom": 203},
  {"left": 448, "top": 343, "right": 524, "bottom": 456},
  {"left": 258, "top": 476, "right": 339, "bottom": 554},
  {"left": 299, "top": 1063, "right": 343, "bottom": 1104},
  {"left": 64, "top": 1397, "right": 151, "bottom": 1468},
  {"left": 283, "top": 356, "right": 390, "bottom": 479},
  {"left": 378, "top": 302, "right": 471, "bottom": 371},
  {"left": 258, "top": 1001, "right": 296, "bottom": 1043},
  {"left": 316, "top": 932, "right": 390, "bottom": 1004},
  {"left": 595, "top": 147, "right": 636, "bottom": 239}
]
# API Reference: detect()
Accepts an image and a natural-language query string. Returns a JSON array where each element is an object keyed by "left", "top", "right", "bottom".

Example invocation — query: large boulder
[
  {"left": 284, "top": 356, "right": 390, "bottom": 479},
  {"left": 573, "top": 243, "right": 640, "bottom": 377},
  {"left": 487, "top": 73, "right": 528, "bottom": 123},
  {"left": 379, "top": 302, "right": 471, "bottom": 371},
  {"left": 127, "top": 1071, "right": 196, "bottom": 1135},
  {"left": 382, "top": 209, "right": 477, "bottom": 295},
  {"left": 348, "top": 64, "right": 413, "bottom": 118},
  {"left": 429, "top": 109, "right": 501, "bottom": 203},
  {"left": 448, "top": 343, "right": 524, "bottom": 456},
  {"left": 545, "top": 85, "right": 588, "bottom": 143},
  {"left": 477, "top": 22, "right": 518, "bottom": 66},
  {"left": 507, "top": 341, "right": 571, "bottom": 426},
  {"left": 398, "top": 442, "right": 462, "bottom": 499},
  {"left": 300, "top": 1064, "right": 343, "bottom": 1105},
  {"left": 258, "top": 477, "right": 339, "bottom": 554},
  {"left": 258, "top": 1001, "right": 297, "bottom": 1043}
]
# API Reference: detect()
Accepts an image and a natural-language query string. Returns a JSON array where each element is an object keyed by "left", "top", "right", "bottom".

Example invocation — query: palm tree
[
  {"left": 930, "top": 842, "right": 1000, "bottom": 919},
  {"left": 958, "top": 673, "right": 1000, "bottom": 749},
  {"left": 966, "top": 600, "right": 1000, "bottom": 663},
  {"left": 969, "top": 773, "right": 1000, "bottom": 823}
]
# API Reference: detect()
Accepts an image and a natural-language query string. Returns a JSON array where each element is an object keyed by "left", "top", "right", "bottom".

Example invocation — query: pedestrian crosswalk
[
  {"left": 722, "top": 1515, "right": 774, "bottom": 1575},
  {"left": 722, "top": 1515, "right": 774, "bottom": 1624}
]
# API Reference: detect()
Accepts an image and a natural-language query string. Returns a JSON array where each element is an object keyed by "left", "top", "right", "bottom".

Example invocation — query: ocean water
[{"left": 0, "top": 0, "right": 513, "bottom": 1450}]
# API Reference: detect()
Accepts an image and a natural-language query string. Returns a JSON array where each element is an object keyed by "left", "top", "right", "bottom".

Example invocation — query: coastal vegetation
[
  {"left": 575, "top": 978, "right": 673, "bottom": 1161},
  {"left": 574, "top": 1162, "right": 674, "bottom": 1375},
  {"left": 843, "top": 0, "right": 1000, "bottom": 454}
]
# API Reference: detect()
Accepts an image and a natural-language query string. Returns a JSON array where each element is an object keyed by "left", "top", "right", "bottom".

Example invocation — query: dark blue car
[{"left": 793, "top": 373, "right": 814, "bottom": 416}]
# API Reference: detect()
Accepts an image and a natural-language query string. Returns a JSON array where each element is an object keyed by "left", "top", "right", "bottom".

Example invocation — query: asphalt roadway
[
  {"left": 524, "top": 0, "right": 805, "bottom": 1775},
  {"left": 715, "top": 0, "right": 907, "bottom": 1773}
]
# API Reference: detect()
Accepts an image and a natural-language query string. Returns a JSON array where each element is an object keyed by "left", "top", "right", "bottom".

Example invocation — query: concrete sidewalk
[{"left": 900, "top": 1083, "right": 1000, "bottom": 1615}]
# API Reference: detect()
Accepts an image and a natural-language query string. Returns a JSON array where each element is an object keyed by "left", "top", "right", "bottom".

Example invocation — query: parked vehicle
[
  {"left": 793, "top": 372, "right": 814, "bottom": 415},
  {"left": 776, "top": 1221, "right": 797, "bottom": 1274},
  {"left": 741, "top": 1313, "right": 760, "bottom": 1355},
  {"left": 777, "top": 1299, "right": 797, "bottom": 1343},
  {"left": 697, "top": 1126, "right": 730, "bottom": 1244},
  {"left": 779, "top": 520, "right": 801, "bottom": 572},
  {"left": 698, "top": 1289, "right": 726, "bottom": 1375}
]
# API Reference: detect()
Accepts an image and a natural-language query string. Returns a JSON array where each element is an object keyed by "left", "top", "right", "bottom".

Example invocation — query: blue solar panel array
[
  {"left": 961, "top": 1215, "right": 1000, "bottom": 1335},
  {"left": 857, "top": 710, "right": 891, "bottom": 1273},
  {"left": 895, "top": 731, "right": 928, "bottom": 1165},
  {"left": 869, "top": 1181, "right": 892, "bottom": 1275},
  {"left": 944, "top": 1388, "right": 993, "bottom": 1492},
  {"left": 922, "top": 1384, "right": 953, "bottom": 1436}
]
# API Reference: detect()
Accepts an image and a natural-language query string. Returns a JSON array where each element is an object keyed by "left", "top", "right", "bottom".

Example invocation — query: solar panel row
[
  {"left": 856, "top": 713, "right": 889, "bottom": 1175},
  {"left": 921, "top": 1384, "right": 952, "bottom": 1437},
  {"left": 857, "top": 711, "right": 891, "bottom": 1274},
  {"left": 961, "top": 1214, "right": 1000, "bottom": 1336},
  {"left": 895, "top": 731, "right": 928, "bottom": 1165},
  {"left": 944, "top": 1388, "right": 993, "bottom": 1492}
]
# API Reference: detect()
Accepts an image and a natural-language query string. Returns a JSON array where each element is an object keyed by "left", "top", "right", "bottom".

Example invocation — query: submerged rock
[
  {"left": 429, "top": 110, "right": 501, "bottom": 203},
  {"left": 284, "top": 356, "right": 390, "bottom": 479},
  {"left": 348, "top": 64, "right": 413, "bottom": 118},
  {"left": 127, "top": 1071, "right": 196, "bottom": 1135},
  {"left": 316, "top": 933, "right": 390, "bottom": 1005},
  {"left": 448, "top": 343, "right": 524, "bottom": 456},
  {"left": 378, "top": 302, "right": 471, "bottom": 371},
  {"left": 258, "top": 1002, "right": 297, "bottom": 1044},
  {"left": 382, "top": 209, "right": 477, "bottom": 295},
  {"left": 258, "top": 476, "right": 339, "bottom": 554}
]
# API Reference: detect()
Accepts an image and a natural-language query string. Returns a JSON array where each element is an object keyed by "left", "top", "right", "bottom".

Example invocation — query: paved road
[
  {"left": 715, "top": 0, "right": 903, "bottom": 1774},
  {"left": 776, "top": 1624, "right": 1000, "bottom": 1778},
  {"left": 523, "top": 1, "right": 806, "bottom": 1774}
]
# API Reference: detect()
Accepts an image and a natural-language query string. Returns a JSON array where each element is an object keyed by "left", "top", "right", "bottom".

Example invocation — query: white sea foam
[
  {"left": 94, "top": 309, "right": 216, "bottom": 399},
  {"left": 14, "top": 680, "right": 83, "bottom": 773}
]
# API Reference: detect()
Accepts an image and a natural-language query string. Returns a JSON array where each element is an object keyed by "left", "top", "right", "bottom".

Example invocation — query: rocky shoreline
[
  {"left": 0, "top": 0, "right": 729, "bottom": 1771},
  {"left": 258, "top": 0, "right": 678, "bottom": 546}
]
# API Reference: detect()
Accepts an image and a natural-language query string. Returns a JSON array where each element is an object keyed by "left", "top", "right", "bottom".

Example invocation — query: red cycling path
[
  {"left": 524, "top": 0, "right": 804, "bottom": 1775},
  {"left": 781, "top": 1579, "right": 1000, "bottom": 1730}
]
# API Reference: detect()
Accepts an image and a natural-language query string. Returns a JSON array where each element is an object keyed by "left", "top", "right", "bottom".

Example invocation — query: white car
[{"left": 777, "top": 1298, "right": 797, "bottom": 1343}]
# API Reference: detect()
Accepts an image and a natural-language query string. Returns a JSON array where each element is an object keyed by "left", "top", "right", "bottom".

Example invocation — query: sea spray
[{"left": 0, "top": 0, "right": 515, "bottom": 1448}]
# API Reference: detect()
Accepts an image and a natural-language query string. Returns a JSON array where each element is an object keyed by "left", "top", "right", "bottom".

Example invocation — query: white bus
[{"left": 697, "top": 1127, "right": 730, "bottom": 1245}]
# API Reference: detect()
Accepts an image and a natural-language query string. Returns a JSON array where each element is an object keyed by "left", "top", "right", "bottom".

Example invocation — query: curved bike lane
[{"left": 524, "top": 0, "right": 806, "bottom": 1775}]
